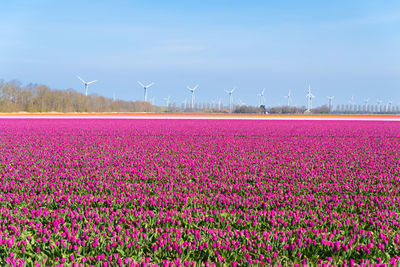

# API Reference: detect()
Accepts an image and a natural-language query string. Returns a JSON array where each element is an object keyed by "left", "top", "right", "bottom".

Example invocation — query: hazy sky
[{"left": 1, "top": 0, "right": 399, "bottom": 107}]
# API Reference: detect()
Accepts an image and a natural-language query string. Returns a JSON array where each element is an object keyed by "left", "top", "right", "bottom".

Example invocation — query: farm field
[{"left": 0, "top": 119, "right": 399, "bottom": 266}]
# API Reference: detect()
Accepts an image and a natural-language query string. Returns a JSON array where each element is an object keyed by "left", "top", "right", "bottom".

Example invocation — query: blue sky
[{"left": 1, "top": 0, "right": 399, "bottom": 107}]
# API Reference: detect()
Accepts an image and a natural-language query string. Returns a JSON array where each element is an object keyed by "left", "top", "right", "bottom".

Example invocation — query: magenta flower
[{"left": 0, "top": 119, "right": 398, "bottom": 266}]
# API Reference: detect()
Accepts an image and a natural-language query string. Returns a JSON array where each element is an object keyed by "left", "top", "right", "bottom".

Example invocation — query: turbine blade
[
  {"left": 138, "top": 81, "right": 145, "bottom": 88},
  {"left": 77, "top": 76, "right": 85, "bottom": 83},
  {"left": 146, "top": 82, "right": 154, "bottom": 88},
  {"left": 87, "top": 80, "right": 97, "bottom": 84},
  {"left": 193, "top": 85, "right": 199, "bottom": 90}
]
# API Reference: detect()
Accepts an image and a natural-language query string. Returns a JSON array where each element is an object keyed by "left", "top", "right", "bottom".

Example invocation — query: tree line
[
  {"left": 233, "top": 105, "right": 331, "bottom": 114},
  {"left": 3, "top": 79, "right": 392, "bottom": 114},
  {"left": 0, "top": 80, "right": 157, "bottom": 113}
]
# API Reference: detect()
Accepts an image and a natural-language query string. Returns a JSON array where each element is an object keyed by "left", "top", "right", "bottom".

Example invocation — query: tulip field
[{"left": 0, "top": 118, "right": 400, "bottom": 267}]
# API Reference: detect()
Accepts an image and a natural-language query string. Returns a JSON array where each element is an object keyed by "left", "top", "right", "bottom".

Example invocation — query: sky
[{"left": 1, "top": 0, "right": 399, "bottom": 107}]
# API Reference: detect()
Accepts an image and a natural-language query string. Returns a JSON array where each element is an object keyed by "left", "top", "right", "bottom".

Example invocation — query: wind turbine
[
  {"left": 376, "top": 99, "right": 383, "bottom": 105},
  {"left": 349, "top": 96, "right": 355, "bottom": 106},
  {"left": 387, "top": 99, "right": 393, "bottom": 112},
  {"left": 225, "top": 88, "right": 235, "bottom": 113},
  {"left": 257, "top": 89, "right": 265, "bottom": 106},
  {"left": 238, "top": 98, "right": 246, "bottom": 106},
  {"left": 284, "top": 90, "right": 292, "bottom": 106},
  {"left": 138, "top": 81, "right": 154, "bottom": 102},
  {"left": 183, "top": 98, "right": 188, "bottom": 110},
  {"left": 376, "top": 99, "right": 383, "bottom": 113},
  {"left": 187, "top": 85, "right": 198, "bottom": 110},
  {"left": 327, "top": 96, "right": 334, "bottom": 111},
  {"left": 77, "top": 76, "right": 97, "bottom": 96},
  {"left": 305, "top": 85, "right": 315, "bottom": 113},
  {"left": 163, "top": 96, "right": 171, "bottom": 107},
  {"left": 363, "top": 98, "right": 369, "bottom": 112}
]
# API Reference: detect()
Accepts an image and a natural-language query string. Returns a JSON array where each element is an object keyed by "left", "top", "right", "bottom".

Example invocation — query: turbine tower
[
  {"left": 387, "top": 100, "right": 393, "bottom": 112},
  {"left": 327, "top": 96, "right": 334, "bottom": 111},
  {"left": 257, "top": 89, "right": 265, "bottom": 106},
  {"left": 138, "top": 81, "right": 154, "bottom": 102},
  {"left": 305, "top": 85, "right": 315, "bottom": 113},
  {"left": 284, "top": 90, "right": 292, "bottom": 106},
  {"left": 183, "top": 98, "right": 188, "bottom": 110},
  {"left": 164, "top": 96, "right": 171, "bottom": 106},
  {"left": 225, "top": 88, "right": 235, "bottom": 113},
  {"left": 187, "top": 85, "right": 198, "bottom": 110},
  {"left": 349, "top": 96, "right": 355, "bottom": 106},
  {"left": 363, "top": 98, "right": 369, "bottom": 112},
  {"left": 77, "top": 76, "right": 97, "bottom": 96},
  {"left": 164, "top": 96, "right": 171, "bottom": 111},
  {"left": 376, "top": 99, "right": 383, "bottom": 113}
]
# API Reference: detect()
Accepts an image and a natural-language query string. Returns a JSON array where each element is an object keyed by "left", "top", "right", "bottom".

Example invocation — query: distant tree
[
  {"left": 312, "top": 105, "right": 330, "bottom": 114},
  {"left": 233, "top": 105, "right": 259, "bottom": 114},
  {"left": 0, "top": 80, "right": 157, "bottom": 113}
]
